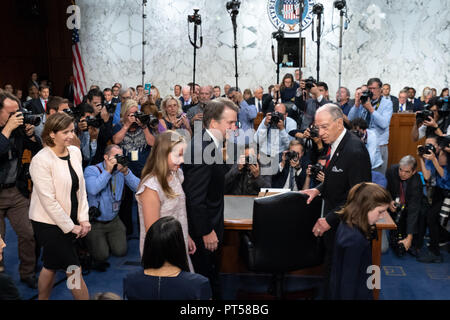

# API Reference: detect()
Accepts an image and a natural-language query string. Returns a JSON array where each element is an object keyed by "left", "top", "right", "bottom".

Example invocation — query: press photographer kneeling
[
  {"left": 411, "top": 97, "right": 448, "bottom": 142},
  {"left": 385, "top": 156, "right": 422, "bottom": 257},
  {"left": 83, "top": 144, "right": 140, "bottom": 270},
  {"left": 417, "top": 137, "right": 449, "bottom": 263}
]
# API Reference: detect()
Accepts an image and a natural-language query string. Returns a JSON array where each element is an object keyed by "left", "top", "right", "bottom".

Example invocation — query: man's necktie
[
  {"left": 258, "top": 101, "right": 262, "bottom": 112},
  {"left": 44, "top": 100, "right": 47, "bottom": 112},
  {"left": 325, "top": 146, "right": 332, "bottom": 168},
  {"left": 289, "top": 167, "right": 295, "bottom": 190}
]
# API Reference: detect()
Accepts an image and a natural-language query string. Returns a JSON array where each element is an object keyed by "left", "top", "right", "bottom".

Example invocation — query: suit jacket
[
  {"left": 63, "top": 83, "right": 75, "bottom": 103},
  {"left": 329, "top": 222, "right": 373, "bottom": 300},
  {"left": 28, "top": 98, "right": 46, "bottom": 114},
  {"left": 386, "top": 95, "right": 399, "bottom": 111},
  {"left": 182, "top": 130, "right": 227, "bottom": 241},
  {"left": 317, "top": 130, "right": 372, "bottom": 229},
  {"left": 272, "top": 160, "right": 308, "bottom": 190},
  {"left": 385, "top": 164, "right": 421, "bottom": 234},
  {"left": 393, "top": 100, "right": 413, "bottom": 113}
]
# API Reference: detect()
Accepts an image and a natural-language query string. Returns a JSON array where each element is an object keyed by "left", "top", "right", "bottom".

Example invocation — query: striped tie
[{"left": 325, "top": 146, "right": 331, "bottom": 168}]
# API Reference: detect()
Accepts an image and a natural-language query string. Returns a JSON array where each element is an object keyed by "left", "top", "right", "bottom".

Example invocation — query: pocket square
[{"left": 332, "top": 166, "right": 343, "bottom": 173}]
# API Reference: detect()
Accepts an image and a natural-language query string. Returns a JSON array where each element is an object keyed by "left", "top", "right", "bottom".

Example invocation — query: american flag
[
  {"left": 72, "top": 28, "right": 87, "bottom": 106},
  {"left": 283, "top": 0, "right": 300, "bottom": 20}
]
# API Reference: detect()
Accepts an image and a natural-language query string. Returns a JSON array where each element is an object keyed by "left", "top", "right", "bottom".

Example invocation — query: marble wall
[{"left": 77, "top": 0, "right": 449, "bottom": 99}]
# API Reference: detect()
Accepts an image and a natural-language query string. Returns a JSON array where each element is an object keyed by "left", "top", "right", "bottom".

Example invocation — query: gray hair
[
  {"left": 119, "top": 88, "right": 132, "bottom": 98},
  {"left": 254, "top": 86, "right": 264, "bottom": 92},
  {"left": 399, "top": 155, "right": 417, "bottom": 170},
  {"left": 316, "top": 103, "right": 344, "bottom": 120},
  {"left": 339, "top": 87, "right": 350, "bottom": 98}
]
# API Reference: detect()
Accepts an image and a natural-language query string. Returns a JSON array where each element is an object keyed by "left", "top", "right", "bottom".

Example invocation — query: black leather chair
[{"left": 240, "top": 191, "right": 324, "bottom": 299}]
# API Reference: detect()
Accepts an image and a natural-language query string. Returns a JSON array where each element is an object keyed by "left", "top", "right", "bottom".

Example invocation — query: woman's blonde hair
[
  {"left": 336, "top": 182, "right": 392, "bottom": 238},
  {"left": 161, "top": 95, "right": 182, "bottom": 119},
  {"left": 420, "top": 87, "right": 432, "bottom": 102},
  {"left": 120, "top": 99, "right": 139, "bottom": 121},
  {"left": 139, "top": 130, "right": 185, "bottom": 199}
]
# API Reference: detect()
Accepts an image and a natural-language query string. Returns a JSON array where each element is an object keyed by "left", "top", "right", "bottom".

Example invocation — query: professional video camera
[
  {"left": 359, "top": 90, "right": 373, "bottom": 104},
  {"left": 188, "top": 9, "right": 201, "bottom": 25},
  {"left": 389, "top": 200, "right": 407, "bottom": 257},
  {"left": 133, "top": 111, "right": 159, "bottom": 127},
  {"left": 415, "top": 109, "right": 434, "bottom": 123},
  {"left": 269, "top": 111, "right": 283, "bottom": 128},
  {"left": 20, "top": 109, "right": 41, "bottom": 126},
  {"left": 310, "top": 163, "right": 324, "bottom": 180},
  {"left": 63, "top": 107, "right": 82, "bottom": 121},
  {"left": 80, "top": 116, "right": 103, "bottom": 129},
  {"left": 417, "top": 143, "right": 437, "bottom": 157},
  {"left": 115, "top": 154, "right": 129, "bottom": 167},
  {"left": 304, "top": 77, "right": 317, "bottom": 90},
  {"left": 226, "top": 0, "right": 241, "bottom": 14}
]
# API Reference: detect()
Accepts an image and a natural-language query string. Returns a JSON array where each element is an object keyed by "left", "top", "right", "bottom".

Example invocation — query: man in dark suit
[
  {"left": 301, "top": 104, "right": 372, "bottom": 299},
  {"left": 382, "top": 84, "right": 399, "bottom": 111},
  {"left": 394, "top": 89, "right": 413, "bottom": 113},
  {"left": 182, "top": 98, "right": 239, "bottom": 300},
  {"left": 272, "top": 139, "right": 309, "bottom": 190},
  {"left": 63, "top": 75, "right": 75, "bottom": 103},
  {"left": 385, "top": 156, "right": 421, "bottom": 255},
  {"left": 26, "top": 85, "right": 50, "bottom": 114},
  {"left": 407, "top": 87, "right": 423, "bottom": 111}
]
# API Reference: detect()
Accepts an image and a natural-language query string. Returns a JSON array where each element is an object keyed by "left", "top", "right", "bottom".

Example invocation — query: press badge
[
  {"left": 131, "top": 150, "right": 138, "bottom": 161},
  {"left": 112, "top": 201, "right": 120, "bottom": 213}
]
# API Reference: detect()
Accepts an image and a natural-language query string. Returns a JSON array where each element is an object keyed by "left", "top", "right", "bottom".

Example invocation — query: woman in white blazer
[{"left": 29, "top": 112, "right": 91, "bottom": 300}]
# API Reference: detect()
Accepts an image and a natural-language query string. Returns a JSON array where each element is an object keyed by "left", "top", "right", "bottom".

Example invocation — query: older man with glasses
[{"left": 112, "top": 88, "right": 133, "bottom": 125}]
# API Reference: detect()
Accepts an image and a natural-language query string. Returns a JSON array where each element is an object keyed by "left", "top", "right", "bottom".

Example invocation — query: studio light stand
[
  {"left": 271, "top": 28, "right": 284, "bottom": 85},
  {"left": 334, "top": 0, "right": 347, "bottom": 94},
  {"left": 312, "top": 3, "right": 324, "bottom": 82},
  {"left": 227, "top": 0, "right": 241, "bottom": 89},
  {"left": 188, "top": 9, "right": 203, "bottom": 90},
  {"left": 141, "top": 0, "right": 147, "bottom": 86}
]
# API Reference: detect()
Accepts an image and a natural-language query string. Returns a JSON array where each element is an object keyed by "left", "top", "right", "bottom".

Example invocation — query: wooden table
[{"left": 221, "top": 195, "right": 397, "bottom": 300}]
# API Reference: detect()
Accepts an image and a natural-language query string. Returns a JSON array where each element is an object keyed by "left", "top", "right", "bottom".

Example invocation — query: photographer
[
  {"left": 84, "top": 144, "right": 140, "bottom": 270},
  {"left": 224, "top": 144, "right": 270, "bottom": 195},
  {"left": 0, "top": 90, "right": 42, "bottom": 288},
  {"left": 299, "top": 81, "right": 331, "bottom": 131},
  {"left": 385, "top": 156, "right": 422, "bottom": 257},
  {"left": 417, "top": 137, "right": 449, "bottom": 263},
  {"left": 254, "top": 103, "right": 297, "bottom": 175},
  {"left": 351, "top": 118, "right": 383, "bottom": 172},
  {"left": 411, "top": 97, "right": 447, "bottom": 142},
  {"left": 187, "top": 86, "right": 209, "bottom": 128},
  {"left": 348, "top": 78, "right": 393, "bottom": 174},
  {"left": 272, "top": 140, "right": 309, "bottom": 191}
]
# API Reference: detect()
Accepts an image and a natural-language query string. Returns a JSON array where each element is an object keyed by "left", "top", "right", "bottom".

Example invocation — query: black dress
[{"left": 31, "top": 154, "right": 81, "bottom": 271}]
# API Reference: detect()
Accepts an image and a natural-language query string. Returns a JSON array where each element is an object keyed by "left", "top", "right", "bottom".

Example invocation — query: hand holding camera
[
  {"left": 417, "top": 143, "right": 437, "bottom": 159},
  {"left": 415, "top": 110, "right": 434, "bottom": 125},
  {"left": 2, "top": 111, "right": 24, "bottom": 138}
]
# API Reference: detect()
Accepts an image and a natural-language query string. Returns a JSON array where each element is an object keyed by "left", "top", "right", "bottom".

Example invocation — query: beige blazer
[{"left": 29, "top": 146, "right": 89, "bottom": 234}]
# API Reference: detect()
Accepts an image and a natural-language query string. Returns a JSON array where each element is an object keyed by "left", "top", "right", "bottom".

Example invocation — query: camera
[
  {"left": 80, "top": 116, "right": 103, "bottom": 128},
  {"left": 415, "top": 109, "right": 433, "bottom": 123},
  {"left": 187, "top": 9, "right": 201, "bottom": 25},
  {"left": 310, "top": 163, "right": 324, "bottom": 180},
  {"left": 359, "top": 90, "right": 373, "bottom": 104},
  {"left": 389, "top": 201, "right": 407, "bottom": 257},
  {"left": 309, "top": 125, "right": 319, "bottom": 138},
  {"left": 285, "top": 150, "right": 299, "bottom": 162},
  {"left": 269, "top": 111, "right": 283, "bottom": 128},
  {"left": 133, "top": 111, "right": 159, "bottom": 127},
  {"left": 115, "top": 154, "right": 129, "bottom": 167},
  {"left": 244, "top": 154, "right": 257, "bottom": 165},
  {"left": 88, "top": 206, "right": 101, "bottom": 222},
  {"left": 226, "top": 0, "right": 241, "bottom": 14},
  {"left": 304, "top": 77, "right": 317, "bottom": 90},
  {"left": 17, "top": 110, "right": 41, "bottom": 127},
  {"left": 333, "top": 0, "right": 346, "bottom": 10},
  {"left": 417, "top": 143, "right": 437, "bottom": 157},
  {"left": 437, "top": 135, "right": 450, "bottom": 149}
]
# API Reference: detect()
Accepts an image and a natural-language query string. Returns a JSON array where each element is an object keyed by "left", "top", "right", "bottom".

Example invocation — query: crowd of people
[{"left": 0, "top": 70, "right": 448, "bottom": 300}]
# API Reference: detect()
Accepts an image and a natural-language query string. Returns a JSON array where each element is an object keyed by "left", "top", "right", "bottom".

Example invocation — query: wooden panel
[{"left": 388, "top": 113, "right": 425, "bottom": 168}]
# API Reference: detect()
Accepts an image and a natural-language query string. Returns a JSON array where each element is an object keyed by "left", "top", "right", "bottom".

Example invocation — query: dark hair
[
  {"left": 408, "top": 87, "right": 416, "bottom": 94},
  {"left": 141, "top": 216, "right": 189, "bottom": 271},
  {"left": 336, "top": 182, "right": 392, "bottom": 238},
  {"left": 46, "top": 96, "right": 65, "bottom": 114},
  {"left": 0, "top": 89, "right": 20, "bottom": 110},
  {"left": 80, "top": 103, "right": 94, "bottom": 116},
  {"left": 202, "top": 98, "right": 239, "bottom": 129},
  {"left": 316, "top": 81, "right": 328, "bottom": 91},
  {"left": 103, "top": 88, "right": 112, "bottom": 93},
  {"left": 39, "top": 85, "right": 50, "bottom": 91},
  {"left": 175, "top": 84, "right": 182, "bottom": 90},
  {"left": 87, "top": 89, "right": 103, "bottom": 102},
  {"left": 351, "top": 117, "right": 368, "bottom": 130},
  {"left": 280, "top": 73, "right": 294, "bottom": 91},
  {"left": 41, "top": 112, "right": 74, "bottom": 147},
  {"left": 112, "top": 85, "right": 119, "bottom": 90},
  {"left": 213, "top": 85, "right": 220, "bottom": 90},
  {"left": 136, "top": 85, "right": 143, "bottom": 90},
  {"left": 440, "top": 88, "right": 449, "bottom": 97},
  {"left": 367, "top": 78, "right": 382, "bottom": 88}
]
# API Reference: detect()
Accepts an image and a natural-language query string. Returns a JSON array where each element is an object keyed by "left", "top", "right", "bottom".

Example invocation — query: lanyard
[{"left": 110, "top": 175, "right": 117, "bottom": 200}]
